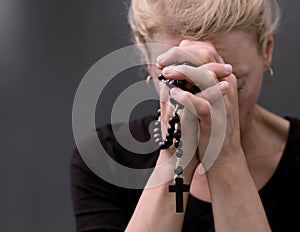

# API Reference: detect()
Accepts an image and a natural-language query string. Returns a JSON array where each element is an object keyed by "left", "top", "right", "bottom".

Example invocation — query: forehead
[
  {"left": 212, "top": 30, "right": 260, "bottom": 74},
  {"left": 152, "top": 30, "right": 261, "bottom": 74}
]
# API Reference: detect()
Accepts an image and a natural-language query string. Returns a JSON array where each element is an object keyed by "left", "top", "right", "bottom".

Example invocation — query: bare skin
[{"left": 126, "top": 30, "right": 289, "bottom": 232}]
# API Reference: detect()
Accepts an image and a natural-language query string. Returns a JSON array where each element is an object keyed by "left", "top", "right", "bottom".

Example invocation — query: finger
[
  {"left": 179, "top": 40, "right": 225, "bottom": 64},
  {"left": 197, "top": 81, "right": 229, "bottom": 104},
  {"left": 157, "top": 42, "right": 223, "bottom": 67},
  {"left": 204, "top": 63, "right": 232, "bottom": 79},
  {"left": 169, "top": 82, "right": 229, "bottom": 118},
  {"left": 157, "top": 47, "right": 201, "bottom": 67},
  {"left": 170, "top": 87, "right": 209, "bottom": 119},
  {"left": 162, "top": 63, "right": 232, "bottom": 81},
  {"left": 162, "top": 63, "right": 232, "bottom": 89}
]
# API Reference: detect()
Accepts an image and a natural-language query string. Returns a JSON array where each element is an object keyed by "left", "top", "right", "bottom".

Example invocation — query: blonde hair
[{"left": 128, "top": 0, "right": 281, "bottom": 51}]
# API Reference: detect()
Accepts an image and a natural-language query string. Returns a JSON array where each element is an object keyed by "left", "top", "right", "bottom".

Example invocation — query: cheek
[
  {"left": 238, "top": 72, "right": 263, "bottom": 114},
  {"left": 148, "top": 64, "right": 160, "bottom": 79}
]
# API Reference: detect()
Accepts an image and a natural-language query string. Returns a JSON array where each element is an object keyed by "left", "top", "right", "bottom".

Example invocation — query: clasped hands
[{"left": 154, "top": 40, "right": 244, "bottom": 175}]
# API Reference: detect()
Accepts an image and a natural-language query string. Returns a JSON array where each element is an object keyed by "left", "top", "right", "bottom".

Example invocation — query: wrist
[
  {"left": 149, "top": 150, "right": 197, "bottom": 187},
  {"left": 205, "top": 148, "right": 248, "bottom": 181}
]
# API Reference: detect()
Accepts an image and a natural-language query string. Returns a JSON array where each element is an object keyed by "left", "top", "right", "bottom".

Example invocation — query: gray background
[{"left": 0, "top": 0, "right": 299, "bottom": 231}]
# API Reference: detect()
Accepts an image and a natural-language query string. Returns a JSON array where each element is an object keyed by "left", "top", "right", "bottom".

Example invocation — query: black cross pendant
[{"left": 169, "top": 177, "right": 190, "bottom": 213}]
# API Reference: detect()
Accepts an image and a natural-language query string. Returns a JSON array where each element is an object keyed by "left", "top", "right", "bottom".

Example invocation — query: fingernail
[
  {"left": 224, "top": 64, "right": 232, "bottom": 73},
  {"left": 218, "top": 81, "right": 229, "bottom": 91},
  {"left": 162, "top": 67, "right": 172, "bottom": 77},
  {"left": 170, "top": 88, "right": 180, "bottom": 96}
]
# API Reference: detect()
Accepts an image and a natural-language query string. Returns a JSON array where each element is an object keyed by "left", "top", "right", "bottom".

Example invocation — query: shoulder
[
  {"left": 71, "top": 114, "right": 159, "bottom": 179},
  {"left": 284, "top": 117, "right": 300, "bottom": 155},
  {"left": 286, "top": 117, "right": 300, "bottom": 136},
  {"left": 95, "top": 114, "right": 157, "bottom": 144},
  {"left": 279, "top": 117, "right": 300, "bottom": 176}
]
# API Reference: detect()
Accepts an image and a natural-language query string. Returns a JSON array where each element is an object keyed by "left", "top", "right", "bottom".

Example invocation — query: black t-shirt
[{"left": 70, "top": 116, "right": 300, "bottom": 232}]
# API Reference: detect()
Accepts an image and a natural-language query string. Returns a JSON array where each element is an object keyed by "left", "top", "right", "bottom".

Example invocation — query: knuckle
[
  {"left": 208, "top": 70, "right": 218, "bottom": 82},
  {"left": 229, "top": 74, "right": 238, "bottom": 88},
  {"left": 178, "top": 64, "right": 189, "bottom": 74},
  {"left": 204, "top": 41, "right": 216, "bottom": 51},
  {"left": 204, "top": 45, "right": 220, "bottom": 62},
  {"left": 173, "top": 47, "right": 188, "bottom": 62},
  {"left": 198, "top": 49, "right": 210, "bottom": 63},
  {"left": 206, "top": 46, "right": 218, "bottom": 58},
  {"left": 169, "top": 47, "right": 180, "bottom": 57},
  {"left": 179, "top": 39, "right": 191, "bottom": 46},
  {"left": 195, "top": 99, "right": 210, "bottom": 117},
  {"left": 207, "top": 43, "right": 216, "bottom": 52}
]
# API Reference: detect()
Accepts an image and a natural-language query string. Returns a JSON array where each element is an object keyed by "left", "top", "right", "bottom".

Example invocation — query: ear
[
  {"left": 135, "top": 35, "right": 158, "bottom": 78},
  {"left": 147, "top": 64, "right": 158, "bottom": 79},
  {"left": 262, "top": 34, "right": 274, "bottom": 71},
  {"left": 135, "top": 35, "right": 143, "bottom": 44}
]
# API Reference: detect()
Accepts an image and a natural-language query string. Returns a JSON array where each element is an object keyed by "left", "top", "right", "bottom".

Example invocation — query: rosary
[{"left": 152, "top": 73, "right": 199, "bottom": 213}]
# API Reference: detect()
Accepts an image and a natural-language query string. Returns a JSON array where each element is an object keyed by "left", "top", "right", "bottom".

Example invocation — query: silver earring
[
  {"left": 146, "top": 75, "right": 152, "bottom": 85},
  {"left": 146, "top": 75, "right": 154, "bottom": 91},
  {"left": 264, "top": 67, "right": 274, "bottom": 83}
]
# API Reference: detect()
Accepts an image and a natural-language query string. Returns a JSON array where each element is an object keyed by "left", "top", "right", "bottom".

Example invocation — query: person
[{"left": 70, "top": 0, "right": 300, "bottom": 231}]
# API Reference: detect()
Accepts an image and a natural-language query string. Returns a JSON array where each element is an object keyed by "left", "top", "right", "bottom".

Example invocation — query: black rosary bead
[
  {"left": 174, "top": 166, "right": 184, "bottom": 175},
  {"left": 174, "top": 140, "right": 183, "bottom": 148},
  {"left": 170, "top": 113, "right": 180, "bottom": 124},
  {"left": 165, "top": 80, "right": 173, "bottom": 88},
  {"left": 166, "top": 134, "right": 174, "bottom": 142},
  {"left": 175, "top": 148, "right": 183, "bottom": 158},
  {"left": 174, "top": 113, "right": 180, "bottom": 122},
  {"left": 174, "top": 130, "right": 181, "bottom": 140},
  {"left": 190, "top": 85, "right": 201, "bottom": 94},
  {"left": 158, "top": 74, "right": 167, "bottom": 81},
  {"left": 157, "top": 109, "right": 161, "bottom": 117},
  {"left": 164, "top": 139, "right": 173, "bottom": 147},
  {"left": 176, "top": 80, "right": 186, "bottom": 90},
  {"left": 170, "top": 79, "right": 187, "bottom": 90},
  {"left": 159, "top": 142, "right": 169, "bottom": 150},
  {"left": 168, "top": 125, "right": 175, "bottom": 134},
  {"left": 168, "top": 80, "right": 178, "bottom": 89},
  {"left": 169, "top": 118, "right": 176, "bottom": 127}
]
